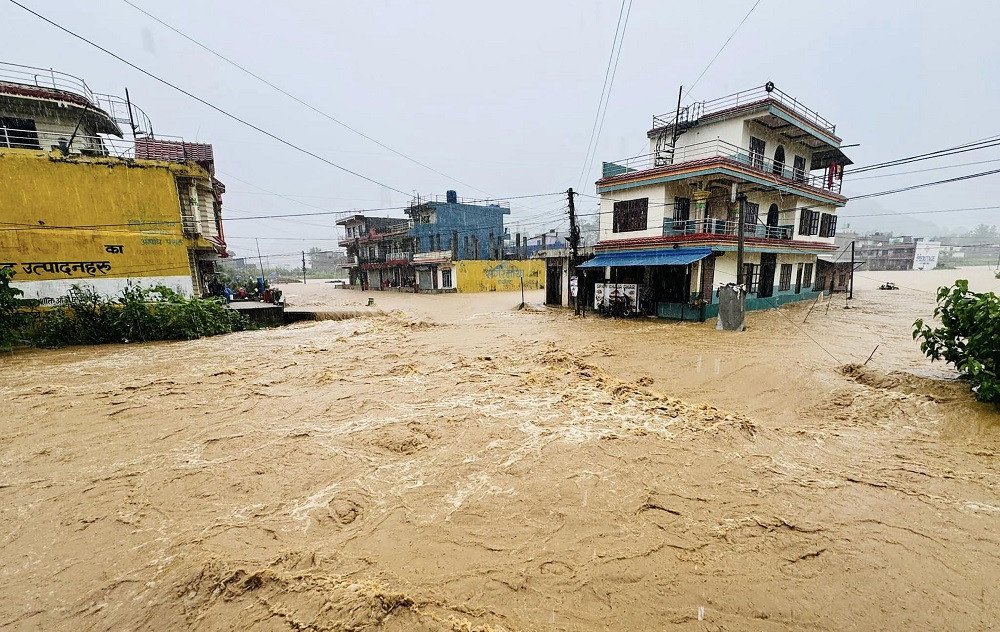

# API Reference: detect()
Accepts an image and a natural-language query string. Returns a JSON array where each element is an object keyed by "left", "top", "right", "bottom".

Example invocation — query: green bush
[
  {"left": 29, "top": 282, "right": 252, "bottom": 348},
  {"left": 0, "top": 267, "right": 26, "bottom": 351},
  {"left": 914, "top": 280, "right": 1000, "bottom": 405}
]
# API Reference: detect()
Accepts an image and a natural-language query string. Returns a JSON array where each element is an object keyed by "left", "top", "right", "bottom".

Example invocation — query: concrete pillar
[{"left": 693, "top": 190, "right": 711, "bottom": 221}]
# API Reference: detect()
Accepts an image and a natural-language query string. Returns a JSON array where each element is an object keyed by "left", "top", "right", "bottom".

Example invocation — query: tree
[
  {"left": 913, "top": 280, "right": 1000, "bottom": 405},
  {"left": 967, "top": 224, "right": 999, "bottom": 240}
]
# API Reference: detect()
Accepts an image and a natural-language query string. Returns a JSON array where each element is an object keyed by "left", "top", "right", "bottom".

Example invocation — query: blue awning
[{"left": 577, "top": 247, "right": 712, "bottom": 269}]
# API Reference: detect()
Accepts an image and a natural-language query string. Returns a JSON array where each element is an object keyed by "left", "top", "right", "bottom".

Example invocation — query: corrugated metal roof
[{"left": 577, "top": 247, "right": 712, "bottom": 268}]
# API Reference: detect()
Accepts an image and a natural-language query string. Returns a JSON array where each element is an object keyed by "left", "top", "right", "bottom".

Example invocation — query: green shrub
[
  {"left": 30, "top": 282, "right": 252, "bottom": 348},
  {"left": 914, "top": 280, "right": 1000, "bottom": 405},
  {"left": 0, "top": 267, "right": 26, "bottom": 351}
]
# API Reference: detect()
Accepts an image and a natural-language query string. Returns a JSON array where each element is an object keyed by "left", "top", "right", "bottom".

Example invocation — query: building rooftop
[
  {"left": 0, "top": 61, "right": 203, "bottom": 163},
  {"left": 649, "top": 83, "right": 843, "bottom": 148}
]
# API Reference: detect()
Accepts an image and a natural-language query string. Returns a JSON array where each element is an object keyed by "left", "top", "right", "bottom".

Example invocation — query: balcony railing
[
  {"left": 602, "top": 138, "right": 843, "bottom": 194},
  {"left": 652, "top": 84, "right": 837, "bottom": 136},
  {"left": 0, "top": 61, "right": 97, "bottom": 105},
  {"left": 1, "top": 127, "right": 133, "bottom": 157},
  {"left": 663, "top": 217, "right": 794, "bottom": 240},
  {"left": 359, "top": 252, "right": 413, "bottom": 264},
  {"left": 0, "top": 127, "right": 189, "bottom": 160},
  {"left": 408, "top": 193, "right": 510, "bottom": 209}
]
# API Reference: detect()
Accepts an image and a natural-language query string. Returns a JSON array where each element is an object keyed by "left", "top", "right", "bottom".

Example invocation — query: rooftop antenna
[{"left": 124, "top": 87, "right": 138, "bottom": 139}]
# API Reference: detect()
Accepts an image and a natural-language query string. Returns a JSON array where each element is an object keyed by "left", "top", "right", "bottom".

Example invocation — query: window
[
  {"left": 742, "top": 263, "right": 758, "bottom": 291},
  {"left": 818, "top": 213, "right": 838, "bottom": 237},
  {"left": 778, "top": 263, "right": 793, "bottom": 291},
  {"left": 798, "top": 209, "right": 822, "bottom": 236},
  {"left": 442, "top": 268, "right": 452, "bottom": 288},
  {"left": 749, "top": 136, "right": 765, "bottom": 169},
  {"left": 743, "top": 201, "right": 760, "bottom": 232},
  {"left": 803, "top": 263, "right": 813, "bottom": 288},
  {"left": 0, "top": 117, "right": 41, "bottom": 149},
  {"left": 673, "top": 197, "right": 690, "bottom": 221},
  {"left": 818, "top": 214, "right": 838, "bottom": 237},
  {"left": 772, "top": 145, "right": 785, "bottom": 175},
  {"left": 612, "top": 198, "right": 649, "bottom": 233},
  {"left": 793, "top": 155, "right": 806, "bottom": 181}
]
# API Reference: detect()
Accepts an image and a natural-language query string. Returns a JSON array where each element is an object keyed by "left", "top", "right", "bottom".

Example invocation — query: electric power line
[
  {"left": 683, "top": 0, "right": 764, "bottom": 101},
  {"left": 8, "top": 0, "right": 412, "bottom": 196},
  {"left": 119, "top": 0, "right": 492, "bottom": 197},
  {"left": 577, "top": 0, "right": 632, "bottom": 189}
]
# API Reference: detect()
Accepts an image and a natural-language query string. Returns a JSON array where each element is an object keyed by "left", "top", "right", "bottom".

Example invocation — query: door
[
  {"left": 441, "top": 268, "right": 452, "bottom": 288},
  {"left": 766, "top": 204, "right": 780, "bottom": 227},
  {"left": 758, "top": 253, "right": 777, "bottom": 298},
  {"left": 546, "top": 262, "right": 563, "bottom": 306},
  {"left": 772, "top": 145, "right": 785, "bottom": 175},
  {"left": 795, "top": 263, "right": 803, "bottom": 293},
  {"left": 699, "top": 255, "right": 716, "bottom": 299}
]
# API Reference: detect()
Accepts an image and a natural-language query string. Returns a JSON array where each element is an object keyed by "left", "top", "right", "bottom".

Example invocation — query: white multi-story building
[{"left": 580, "top": 83, "right": 852, "bottom": 320}]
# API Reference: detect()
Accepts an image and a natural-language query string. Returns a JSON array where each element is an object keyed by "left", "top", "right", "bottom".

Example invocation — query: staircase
[{"left": 653, "top": 103, "right": 701, "bottom": 167}]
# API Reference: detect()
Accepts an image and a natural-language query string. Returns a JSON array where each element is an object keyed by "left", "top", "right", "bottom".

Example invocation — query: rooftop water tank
[{"left": 446, "top": 190, "right": 458, "bottom": 203}]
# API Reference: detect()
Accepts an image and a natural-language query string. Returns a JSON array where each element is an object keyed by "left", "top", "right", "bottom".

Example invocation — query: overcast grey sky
[{"left": 5, "top": 0, "right": 1000, "bottom": 260}]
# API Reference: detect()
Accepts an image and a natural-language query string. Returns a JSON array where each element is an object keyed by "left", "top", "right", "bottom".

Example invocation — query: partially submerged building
[
  {"left": 581, "top": 83, "right": 852, "bottom": 320},
  {"left": 0, "top": 62, "right": 227, "bottom": 300},
  {"left": 337, "top": 191, "right": 529, "bottom": 292}
]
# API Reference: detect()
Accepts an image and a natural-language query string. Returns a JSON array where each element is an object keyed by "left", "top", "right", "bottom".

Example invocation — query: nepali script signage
[
  {"left": 1, "top": 261, "right": 113, "bottom": 277},
  {"left": 484, "top": 262, "right": 524, "bottom": 280}
]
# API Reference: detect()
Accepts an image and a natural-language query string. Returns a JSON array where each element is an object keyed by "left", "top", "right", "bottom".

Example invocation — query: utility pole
[
  {"left": 567, "top": 187, "right": 580, "bottom": 314},
  {"left": 736, "top": 191, "right": 746, "bottom": 286},
  {"left": 849, "top": 240, "right": 855, "bottom": 300},
  {"left": 354, "top": 237, "right": 366, "bottom": 290},
  {"left": 301, "top": 251, "right": 307, "bottom": 285},
  {"left": 255, "top": 238, "right": 266, "bottom": 280}
]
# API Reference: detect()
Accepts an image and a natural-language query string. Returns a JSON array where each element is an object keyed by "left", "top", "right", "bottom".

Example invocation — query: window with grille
[
  {"left": 749, "top": 136, "right": 765, "bottom": 169},
  {"left": 778, "top": 263, "right": 793, "bottom": 291},
  {"left": 612, "top": 198, "right": 649, "bottom": 233},
  {"left": 808, "top": 211, "right": 820, "bottom": 235},
  {"left": 744, "top": 202, "right": 760, "bottom": 231},
  {"left": 673, "top": 197, "right": 690, "bottom": 221},
  {"left": 818, "top": 214, "right": 838, "bottom": 237},
  {"left": 803, "top": 263, "right": 813, "bottom": 287},
  {"left": 793, "top": 155, "right": 806, "bottom": 181},
  {"left": 0, "top": 117, "right": 40, "bottom": 149},
  {"left": 742, "top": 263, "right": 758, "bottom": 291}
]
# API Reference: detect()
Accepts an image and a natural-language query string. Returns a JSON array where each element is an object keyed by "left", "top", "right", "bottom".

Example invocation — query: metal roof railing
[
  {"left": 653, "top": 84, "right": 837, "bottom": 136},
  {"left": 0, "top": 61, "right": 97, "bottom": 105}
]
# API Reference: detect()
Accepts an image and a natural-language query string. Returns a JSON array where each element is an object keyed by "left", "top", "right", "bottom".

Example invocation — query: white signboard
[
  {"left": 569, "top": 276, "right": 578, "bottom": 298},
  {"left": 594, "top": 283, "right": 606, "bottom": 308},
  {"left": 913, "top": 241, "right": 941, "bottom": 271}
]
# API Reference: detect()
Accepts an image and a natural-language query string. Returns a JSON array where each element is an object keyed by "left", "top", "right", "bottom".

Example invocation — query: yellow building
[{"left": 0, "top": 62, "right": 226, "bottom": 300}]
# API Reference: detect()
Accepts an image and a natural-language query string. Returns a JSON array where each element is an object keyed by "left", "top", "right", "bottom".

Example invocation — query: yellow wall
[
  {"left": 455, "top": 259, "right": 545, "bottom": 293},
  {"left": 0, "top": 149, "right": 214, "bottom": 284}
]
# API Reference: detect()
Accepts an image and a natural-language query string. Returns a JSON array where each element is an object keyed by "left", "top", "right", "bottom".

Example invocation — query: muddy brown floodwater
[{"left": 2, "top": 267, "right": 998, "bottom": 631}]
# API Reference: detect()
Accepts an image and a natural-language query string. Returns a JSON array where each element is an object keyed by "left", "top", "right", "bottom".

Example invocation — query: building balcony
[
  {"left": 356, "top": 252, "right": 413, "bottom": 265},
  {"left": 600, "top": 138, "right": 845, "bottom": 198},
  {"left": 663, "top": 217, "right": 794, "bottom": 240}
]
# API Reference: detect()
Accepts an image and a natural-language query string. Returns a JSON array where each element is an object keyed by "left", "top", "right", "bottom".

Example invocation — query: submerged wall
[
  {"left": 0, "top": 150, "right": 215, "bottom": 300},
  {"left": 455, "top": 260, "right": 545, "bottom": 293}
]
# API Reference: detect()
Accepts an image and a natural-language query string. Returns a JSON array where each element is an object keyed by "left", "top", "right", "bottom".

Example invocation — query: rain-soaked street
[{"left": 2, "top": 267, "right": 998, "bottom": 631}]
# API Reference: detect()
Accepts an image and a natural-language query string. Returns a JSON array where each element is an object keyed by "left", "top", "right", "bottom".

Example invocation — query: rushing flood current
[{"left": 1, "top": 267, "right": 997, "bottom": 630}]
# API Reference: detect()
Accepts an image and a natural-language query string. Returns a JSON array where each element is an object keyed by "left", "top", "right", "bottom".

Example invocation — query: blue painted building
[
  {"left": 406, "top": 190, "right": 510, "bottom": 260},
  {"left": 337, "top": 190, "right": 511, "bottom": 291}
]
